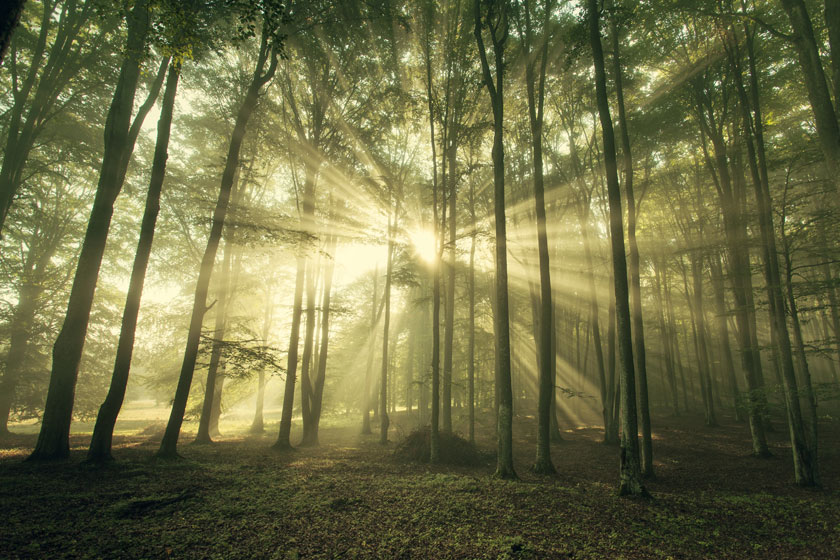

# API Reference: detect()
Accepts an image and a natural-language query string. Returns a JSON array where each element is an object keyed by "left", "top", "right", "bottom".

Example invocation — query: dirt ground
[{"left": 1, "top": 410, "right": 838, "bottom": 559}]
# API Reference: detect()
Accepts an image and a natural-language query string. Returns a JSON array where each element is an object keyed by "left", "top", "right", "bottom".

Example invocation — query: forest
[{"left": 1, "top": 0, "right": 839, "bottom": 557}]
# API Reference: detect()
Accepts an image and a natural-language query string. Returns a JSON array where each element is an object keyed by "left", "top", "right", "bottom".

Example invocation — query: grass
[{"left": 1, "top": 410, "right": 839, "bottom": 559}]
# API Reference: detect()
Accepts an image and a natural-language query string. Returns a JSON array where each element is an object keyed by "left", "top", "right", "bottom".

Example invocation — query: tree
[
  {"left": 586, "top": 0, "right": 646, "bottom": 497},
  {"left": 158, "top": 10, "right": 282, "bottom": 459},
  {"left": 29, "top": 0, "right": 153, "bottom": 461},
  {"left": 87, "top": 59, "right": 180, "bottom": 462},
  {"left": 475, "top": 0, "right": 516, "bottom": 480}
]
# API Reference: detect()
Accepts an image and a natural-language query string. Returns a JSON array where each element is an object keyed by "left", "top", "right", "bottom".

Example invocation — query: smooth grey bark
[
  {"left": 88, "top": 62, "right": 180, "bottom": 461},
  {"left": 28, "top": 0, "right": 151, "bottom": 461}
]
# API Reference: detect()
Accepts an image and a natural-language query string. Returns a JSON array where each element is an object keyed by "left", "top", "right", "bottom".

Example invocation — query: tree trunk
[
  {"left": 611, "top": 12, "right": 653, "bottom": 479},
  {"left": 306, "top": 235, "right": 337, "bottom": 445},
  {"left": 194, "top": 236, "right": 233, "bottom": 445},
  {"left": 380, "top": 203, "right": 395, "bottom": 444},
  {"left": 694, "top": 81, "right": 770, "bottom": 457},
  {"left": 158, "top": 30, "right": 277, "bottom": 459},
  {"left": 588, "top": 0, "right": 646, "bottom": 496},
  {"left": 691, "top": 255, "right": 717, "bottom": 427},
  {"left": 779, "top": 0, "right": 840, "bottom": 188},
  {"left": 362, "top": 265, "right": 379, "bottom": 435},
  {"left": 250, "top": 284, "right": 275, "bottom": 434},
  {"left": 443, "top": 143, "right": 456, "bottom": 435},
  {"left": 653, "top": 258, "right": 679, "bottom": 416},
  {"left": 709, "top": 252, "right": 741, "bottom": 421},
  {"left": 730, "top": 29, "right": 820, "bottom": 484},
  {"left": 475, "top": 0, "right": 515, "bottom": 479},
  {"left": 87, "top": 62, "right": 180, "bottom": 461},
  {"left": 423, "top": 29, "right": 442, "bottom": 462},
  {"left": 28, "top": 1, "right": 151, "bottom": 461},
  {"left": 521, "top": 0, "right": 556, "bottom": 475},
  {"left": 276, "top": 255, "right": 306, "bottom": 448}
]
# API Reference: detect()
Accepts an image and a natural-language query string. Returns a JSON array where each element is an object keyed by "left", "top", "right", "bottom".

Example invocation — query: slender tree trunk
[
  {"left": 88, "top": 62, "right": 180, "bottom": 461},
  {"left": 423, "top": 26, "right": 442, "bottom": 462},
  {"left": 521, "top": 0, "right": 556, "bottom": 475},
  {"left": 580, "top": 205, "right": 610, "bottom": 438},
  {"left": 250, "top": 284, "right": 274, "bottom": 434},
  {"left": 605, "top": 271, "right": 619, "bottom": 444},
  {"left": 158, "top": 32, "right": 277, "bottom": 459},
  {"left": 276, "top": 255, "right": 306, "bottom": 448},
  {"left": 468, "top": 184, "right": 477, "bottom": 445},
  {"left": 730, "top": 30, "right": 820, "bottom": 484},
  {"left": 611, "top": 13, "right": 653, "bottom": 479},
  {"left": 443, "top": 143, "right": 456, "bottom": 435},
  {"left": 0, "top": 279, "right": 40, "bottom": 434},
  {"left": 709, "top": 253, "right": 741, "bottom": 421},
  {"left": 653, "top": 258, "right": 679, "bottom": 416},
  {"left": 28, "top": 1, "right": 151, "bottom": 461},
  {"left": 380, "top": 202, "right": 396, "bottom": 444},
  {"left": 194, "top": 236, "right": 233, "bottom": 445},
  {"left": 695, "top": 84, "right": 770, "bottom": 456},
  {"left": 307, "top": 235, "right": 336, "bottom": 445},
  {"left": 692, "top": 255, "right": 717, "bottom": 426},
  {"left": 588, "top": 0, "right": 645, "bottom": 496},
  {"left": 475, "top": 0, "right": 515, "bottom": 479}
]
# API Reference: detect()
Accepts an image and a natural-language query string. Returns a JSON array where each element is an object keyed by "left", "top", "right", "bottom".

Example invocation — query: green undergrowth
[{"left": 1, "top": 419, "right": 839, "bottom": 559}]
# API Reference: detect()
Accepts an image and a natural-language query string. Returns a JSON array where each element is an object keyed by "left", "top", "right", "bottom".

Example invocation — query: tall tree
[
  {"left": 87, "top": 60, "right": 180, "bottom": 462},
  {"left": 475, "top": 0, "right": 516, "bottom": 479},
  {"left": 518, "top": 0, "right": 556, "bottom": 475},
  {"left": 158, "top": 14, "right": 281, "bottom": 459},
  {"left": 587, "top": 0, "right": 646, "bottom": 496},
  {"left": 28, "top": 0, "right": 152, "bottom": 461}
]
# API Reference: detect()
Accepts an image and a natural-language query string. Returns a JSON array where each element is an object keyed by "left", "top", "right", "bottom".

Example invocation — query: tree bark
[
  {"left": 157, "top": 29, "right": 278, "bottom": 459},
  {"left": 779, "top": 0, "right": 840, "bottom": 189},
  {"left": 588, "top": 0, "right": 646, "bottom": 496},
  {"left": 87, "top": 62, "right": 180, "bottom": 461},
  {"left": 28, "top": 0, "right": 151, "bottom": 461},
  {"left": 475, "top": 0, "right": 515, "bottom": 479},
  {"left": 380, "top": 201, "right": 396, "bottom": 444}
]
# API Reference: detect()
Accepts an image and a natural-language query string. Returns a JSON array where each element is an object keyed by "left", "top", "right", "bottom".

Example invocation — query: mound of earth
[{"left": 393, "top": 427, "right": 486, "bottom": 466}]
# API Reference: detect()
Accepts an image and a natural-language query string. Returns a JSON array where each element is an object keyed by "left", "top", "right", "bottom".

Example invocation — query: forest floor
[{"left": 1, "top": 410, "right": 839, "bottom": 559}]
